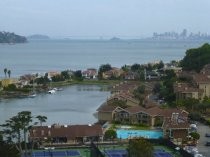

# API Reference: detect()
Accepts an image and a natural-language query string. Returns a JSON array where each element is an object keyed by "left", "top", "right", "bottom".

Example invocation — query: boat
[
  {"left": 52, "top": 87, "right": 63, "bottom": 91},
  {"left": 28, "top": 93, "right": 36, "bottom": 98},
  {"left": 48, "top": 89, "right": 56, "bottom": 94},
  {"left": 57, "top": 88, "right": 63, "bottom": 91},
  {"left": 29, "top": 80, "right": 37, "bottom": 98}
]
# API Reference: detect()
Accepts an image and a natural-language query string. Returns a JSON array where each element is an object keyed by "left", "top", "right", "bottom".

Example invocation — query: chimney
[{"left": 171, "top": 113, "right": 179, "bottom": 123}]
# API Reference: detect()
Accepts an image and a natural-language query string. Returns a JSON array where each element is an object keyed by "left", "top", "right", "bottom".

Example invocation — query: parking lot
[{"left": 196, "top": 122, "right": 210, "bottom": 157}]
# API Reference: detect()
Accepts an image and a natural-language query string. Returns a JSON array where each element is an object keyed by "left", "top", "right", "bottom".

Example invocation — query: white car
[{"left": 194, "top": 154, "right": 204, "bottom": 157}]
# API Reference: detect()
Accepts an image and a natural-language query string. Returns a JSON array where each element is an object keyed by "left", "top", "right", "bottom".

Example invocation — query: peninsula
[{"left": 0, "top": 31, "right": 27, "bottom": 43}]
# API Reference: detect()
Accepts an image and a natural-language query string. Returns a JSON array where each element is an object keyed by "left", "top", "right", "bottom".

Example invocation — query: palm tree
[
  {"left": 7, "top": 70, "right": 11, "bottom": 78},
  {"left": 36, "top": 115, "right": 47, "bottom": 126},
  {"left": 4, "top": 68, "right": 7, "bottom": 78}
]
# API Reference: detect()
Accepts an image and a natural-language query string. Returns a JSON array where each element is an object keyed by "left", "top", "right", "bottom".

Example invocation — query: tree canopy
[
  {"left": 128, "top": 138, "right": 154, "bottom": 157},
  {"left": 180, "top": 43, "right": 210, "bottom": 72},
  {"left": 0, "top": 111, "right": 47, "bottom": 157},
  {"left": 98, "top": 64, "right": 112, "bottom": 79},
  {"left": 189, "top": 132, "right": 200, "bottom": 140},
  {"left": 104, "top": 129, "right": 117, "bottom": 140},
  {"left": 108, "top": 99, "right": 128, "bottom": 109}
]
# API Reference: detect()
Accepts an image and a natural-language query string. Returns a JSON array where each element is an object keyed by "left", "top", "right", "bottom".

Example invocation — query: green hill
[
  {"left": 0, "top": 31, "right": 27, "bottom": 43},
  {"left": 180, "top": 43, "right": 210, "bottom": 72}
]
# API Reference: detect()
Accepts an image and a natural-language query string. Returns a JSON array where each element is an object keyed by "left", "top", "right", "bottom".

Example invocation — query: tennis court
[
  {"left": 104, "top": 149, "right": 176, "bottom": 157},
  {"left": 154, "top": 149, "right": 173, "bottom": 157},
  {"left": 32, "top": 150, "right": 81, "bottom": 157},
  {"left": 105, "top": 149, "right": 127, "bottom": 157}
]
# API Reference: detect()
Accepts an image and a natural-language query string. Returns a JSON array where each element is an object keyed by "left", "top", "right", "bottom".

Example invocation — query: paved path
[{"left": 197, "top": 122, "right": 210, "bottom": 157}]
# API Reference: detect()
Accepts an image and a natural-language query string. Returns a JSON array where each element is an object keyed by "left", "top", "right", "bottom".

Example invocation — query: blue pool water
[{"left": 117, "top": 129, "right": 163, "bottom": 139}]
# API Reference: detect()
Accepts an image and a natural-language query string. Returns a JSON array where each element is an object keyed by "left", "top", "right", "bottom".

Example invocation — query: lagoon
[{"left": 0, "top": 85, "right": 110, "bottom": 125}]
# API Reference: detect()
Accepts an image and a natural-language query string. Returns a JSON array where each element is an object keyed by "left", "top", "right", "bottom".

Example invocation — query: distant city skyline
[{"left": 0, "top": 0, "right": 210, "bottom": 38}]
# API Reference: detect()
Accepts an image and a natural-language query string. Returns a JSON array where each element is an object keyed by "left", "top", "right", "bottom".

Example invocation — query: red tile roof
[
  {"left": 163, "top": 117, "right": 190, "bottom": 129},
  {"left": 29, "top": 124, "right": 102, "bottom": 140},
  {"left": 125, "top": 106, "right": 147, "bottom": 114},
  {"left": 193, "top": 74, "right": 210, "bottom": 84},
  {"left": 174, "top": 83, "right": 203, "bottom": 93},
  {"left": 97, "top": 103, "right": 118, "bottom": 112}
]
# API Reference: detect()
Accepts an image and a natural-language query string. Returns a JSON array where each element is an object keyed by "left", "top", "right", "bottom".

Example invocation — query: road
[{"left": 197, "top": 122, "right": 210, "bottom": 157}]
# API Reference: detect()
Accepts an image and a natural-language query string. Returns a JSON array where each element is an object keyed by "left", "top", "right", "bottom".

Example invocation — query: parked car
[
  {"left": 205, "top": 141, "right": 210, "bottom": 146},
  {"left": 194, "top": 154, "right": 204, "bottom": 157},
  {"left": 205, "top": 133, "right": 210, "bottom": 137}
]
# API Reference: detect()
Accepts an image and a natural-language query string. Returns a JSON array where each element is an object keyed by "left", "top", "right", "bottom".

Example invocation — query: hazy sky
[{"left": 0, "top": 0, "right": 210, "bottom": 38}]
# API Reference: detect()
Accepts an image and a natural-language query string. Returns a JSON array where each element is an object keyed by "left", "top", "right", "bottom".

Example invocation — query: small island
[
  {"left": 0, "top": 31, "right": 27, "bottom": 43},
  {"left": 109, "top": 36, "right": 121, "bottom": 41},
  {"left": 27, "top": 34, "right": 50, "bottom": 40}
]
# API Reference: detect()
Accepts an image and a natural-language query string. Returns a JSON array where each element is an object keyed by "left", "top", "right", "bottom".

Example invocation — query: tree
[
  {"left": 157, "top": 60, "right": 164, "bottom": 69},
  {"left": 180, "top": 43, "right": 210, "bottom": 72},
  {"left": 0, "top": 142, "right": 19, "bottom": 157},
  {"left": 104, "top": 129, "right": 117, "bottom": 140},
  {"left": 4, "top": 68, "right": 7, "bottom": 78},
  {"left": 74, "top": 70, "right": 83, "bottom": 81},
  {"left": 181, "top": 98, "right": 199, "bottom": 112},
  {"left": 51, "top": 75, "right": 65, "bottom": 82},
  {"left": 61, "top": 70, "right": 70, "bottom": 79},
  {"left": 128, "top": 138, "right": 154, "bottom": 157},
  {"left": 3, "top": 84, "right": 17, "bottom": 91},
  {"left": 159, "top": 70, "right": 177, "bottom": 103},
  {"left": 7, "top": 70, "right": 11, "bottom": 78},
  {"left": 121, "top": 64, "right": 129, "bottom": 72},
  {"left": 0, "top": 111, "right": 47, "bottom": 157},
  {"left": 188, "top": 112, "right": 202, "bottom": 121},
  {"left": 36, "top": 115, "right": 47, "bottom": 126},
  {"left": 98, "top": 64, "right": 112, "bottom": 79},
  {"left": 189, "top": 132, "right": 200, "bottom": 141},
  {"left": 133, "top": 85, "right": 146, "bottom": 106},
  {"left": 153, "top": 82, "right": 161, "bottom": 94},
  {"left": 134, "top": 85, "right": 145, "bottom": 94},
  {"left": 108, "top": 99, "right": 128, "bottom": 109},
  {"left": 131, "top": 63, "right": 141, "bottom": 72}
]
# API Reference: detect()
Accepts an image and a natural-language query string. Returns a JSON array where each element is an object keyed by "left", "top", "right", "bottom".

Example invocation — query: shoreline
[{"left": 0, "top": 79, "right": 118, "bottom": 100}]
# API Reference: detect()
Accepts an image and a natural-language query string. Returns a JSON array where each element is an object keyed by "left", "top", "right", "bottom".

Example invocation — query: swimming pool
[{"left": 117, "top": 129, "right": 163, "bottom": 139}]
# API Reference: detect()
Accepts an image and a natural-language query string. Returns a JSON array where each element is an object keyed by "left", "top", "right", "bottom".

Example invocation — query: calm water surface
[
  {"left": 0, "top": 40, "right": 207, "bottom": 77},
  {"left": 0, "top": 39, "right": 208, "bottom": 124},
  {"left": 0, "top": 85, "right": 110, "bottom": 125}
]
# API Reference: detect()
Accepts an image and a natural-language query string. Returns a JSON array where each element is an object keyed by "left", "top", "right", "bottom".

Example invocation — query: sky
[{"left": 0, "top": 0, "right": 210, "bottom": 38}]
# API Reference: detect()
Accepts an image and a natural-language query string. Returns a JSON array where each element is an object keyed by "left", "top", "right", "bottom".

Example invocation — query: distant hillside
[
  {"left": 180, "top": 43, "right": 210, "bottom": 72},
  {"left": 109, "top": 37, "right": 121, "bottom": 41},
  {"left": 0, "top": 31, "right": 27, "bottom": 43},
  {"left": 27, "top": 34, "right": 50, "bottom": 40}
]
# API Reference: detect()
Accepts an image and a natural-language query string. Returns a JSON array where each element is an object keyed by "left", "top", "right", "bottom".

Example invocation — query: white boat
[
  {"left": 29, "top": 79, "right": 37, "bottom": 98},
  {"left": 48, "top": 89, "right": 56, "bottom": 94},
  {"left": 57, "top": 88, "right": 63, "bottom": 91},
  {"left": 52, "top": 87, "right": 63, "bottom": 91},
  {"left": 28, "top": 93, "right": 36, "bottom": 98}
]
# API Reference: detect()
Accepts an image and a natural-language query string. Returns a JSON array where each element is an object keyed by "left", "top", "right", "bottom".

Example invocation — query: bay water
[
  {"left": 0, "top": 39, "right": 206, "bottom": 77},
  {"left": 0, "top": 39, "right": 208, "bottom": 125}
]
